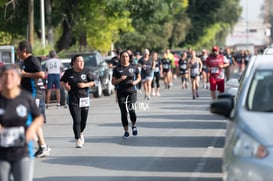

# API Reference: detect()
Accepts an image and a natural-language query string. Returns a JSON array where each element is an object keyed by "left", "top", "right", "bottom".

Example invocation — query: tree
[{"left": 182, "top": 0, "right": 241, "bottom": 49}]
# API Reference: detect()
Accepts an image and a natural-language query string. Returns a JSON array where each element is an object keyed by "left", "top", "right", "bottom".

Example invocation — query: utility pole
[
  {"left": 28, "top": 0, "right": 34, "bottom": 46},
  {"left": 41, "top": 0, "right": 45, "bottom": 48}
]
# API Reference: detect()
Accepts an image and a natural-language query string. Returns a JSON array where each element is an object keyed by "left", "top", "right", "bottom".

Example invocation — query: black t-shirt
[
  {"left": 153, "top": 59, "right": 162, "bottom": 73},
  {"left": 161, "top": 58, "right": 171, "bottom": 71},
  {"left": 0, "top": 90, "right": 41, "bottom": 161},
  {"left": 20, "top": 55, "right": 45, "bottom": 99},
  {"left": 112, "top": 64, "right": 139, "bottom": 94},
  {"left": 110, "top": 56, "right": 120, "bottom": 67},
  {"left": 60, "top": 68, "right": 94, "bottom": 105},
  {"left": 178, "top": 58, "right": 188, "bottom": 71},
  {"left": 138, "top": 57, "right": 153, "bottom": 77}
]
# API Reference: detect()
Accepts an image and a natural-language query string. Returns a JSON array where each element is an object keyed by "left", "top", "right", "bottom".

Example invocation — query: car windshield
[
  {"left": 247, "top": 70, "right": 273, "bottom": 112},
  {"left": 82, "top": 54, "right": 97, "bottom": 67}
]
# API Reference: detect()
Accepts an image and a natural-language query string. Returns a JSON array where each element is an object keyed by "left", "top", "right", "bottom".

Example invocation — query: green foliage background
[{"left": 0, "top": 0, "right": 241, "bottom": 55}]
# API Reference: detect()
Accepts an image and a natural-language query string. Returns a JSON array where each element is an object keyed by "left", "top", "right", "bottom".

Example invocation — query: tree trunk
[
  {"left": 56, "top": 19, "right": 72, "bottom": 51},
  {"left": 45, "top": 0, "right": 54, "bottom": 47}
]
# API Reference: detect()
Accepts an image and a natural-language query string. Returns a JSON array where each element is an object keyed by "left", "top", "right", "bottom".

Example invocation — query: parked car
[
  {"left": 67, "top": 51, "right": 113, "bottom": 98},
  {"left": 210, "top": 55, "right": 273, "bottom": 181}
]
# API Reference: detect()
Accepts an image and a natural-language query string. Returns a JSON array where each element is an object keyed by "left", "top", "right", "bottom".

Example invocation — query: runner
[
  {"left": 0, "top": 64, "right": 43, "bottom": 181},
  {"left": 151, "top": 52, "right": 162, "bottom": 96},
  {"left": 161, "top": 52, "right": 172, "bottom": 89},
  {"left": 187, "top": 50, "right": 203, "bottom": 99},
  {"left": 206, "top": 46, "right": 230, "bottom": 100},
  {"left": 60, "top": 55, "right": 95, "bottom": 148},
  {"left": 111, "top": 50, "right": 141, "bottom": 138},
  {"left": 178, "top": 51, "right": 189, "bottom": 90},
  {"left": 200, "top": 49, "right": 209, "bottom": 88},
  {"left": 17, "top": 40, "right": 51, "bottom": 158},
  {"left": 138, "top": 49, "right": 154, "bottom": 100}
]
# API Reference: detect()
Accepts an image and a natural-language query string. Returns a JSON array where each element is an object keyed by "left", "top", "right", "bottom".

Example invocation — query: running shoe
[
  {"left": 57, "top": 104, "right": 61, "bottom": 109},
  {"left": 35, "top": 145, "right": 51, "bottom": 158},
  {"left": 132, "top": 126, "right": 138, "bottom": 136},
  {"left": 76, "top": 139, "right": 83, "bottom": 148},
  {"left": 80, "top": 133, "right": 85, "bottom": 145},
  {"left": 123, "top": 132, "right": 129, "bottom": 139}
]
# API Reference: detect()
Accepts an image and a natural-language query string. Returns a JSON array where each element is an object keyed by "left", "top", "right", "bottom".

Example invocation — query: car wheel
[
  {"left": 103, "top": 81, "right": 113, "bottom": 96},
  {"left": 93, "top": 81, "right": 102, "bottom": 98}
]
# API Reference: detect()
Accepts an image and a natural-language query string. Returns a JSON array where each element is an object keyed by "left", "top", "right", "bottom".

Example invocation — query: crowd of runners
[{"left": 110, "top": 46, "right": 252, "bottom": 101}]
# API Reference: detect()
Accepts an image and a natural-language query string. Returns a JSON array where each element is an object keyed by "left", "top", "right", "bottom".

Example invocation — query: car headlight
[{"left": 233, "top": 132, "right": 269, "bottom": 158}]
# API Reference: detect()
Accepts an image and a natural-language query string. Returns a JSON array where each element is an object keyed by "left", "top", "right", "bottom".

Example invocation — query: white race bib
[
  {"left": 180, "top": 64, "right": 187, "bottom": 69},
  {"left": 0, "top": 126, "right": 25, "bottom": 147},
  {"left": 79, "top": 97, "right": 90, "bottom": 107},
  {"left": 211, "top": 67, "right": 219, "bottom": 74}
]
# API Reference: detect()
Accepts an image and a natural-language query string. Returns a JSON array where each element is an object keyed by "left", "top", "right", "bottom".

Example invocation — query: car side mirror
[{"left": 210, "top": 97, "right": 234, "bottom": 118}]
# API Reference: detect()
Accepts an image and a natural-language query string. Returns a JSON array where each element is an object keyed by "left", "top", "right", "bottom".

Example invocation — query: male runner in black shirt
[{"left": 17, "top": 40, "right": 51, "bottom": 157}]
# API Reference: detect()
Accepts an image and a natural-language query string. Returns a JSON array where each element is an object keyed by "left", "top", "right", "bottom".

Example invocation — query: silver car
[{"left": 211, "top": 55, "right": 273, "bottom": 181}]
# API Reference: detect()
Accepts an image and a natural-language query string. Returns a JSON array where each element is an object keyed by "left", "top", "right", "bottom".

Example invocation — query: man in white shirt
[{"left": 45, "top": 50, "right": 64, "bottom": 108}]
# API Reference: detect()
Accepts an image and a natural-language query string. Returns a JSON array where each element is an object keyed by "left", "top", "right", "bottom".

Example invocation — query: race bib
[
  {"left": 211, "top": 67, "right": 219, "bottom": 74},
  {"left": 0, "top": 126, "right": 25, "bottom": 147},
  {"left": 180, "top": 64, "right": 187, "bottom": 69},
  {"left": 163, "top": 64, "right": 169, "bottom": 69},
  {"left": 154, "top": 67, "right": 159, "bottom": 72},
  {"left": 79, "top": 97, "right": 90, "bottom": 107}
]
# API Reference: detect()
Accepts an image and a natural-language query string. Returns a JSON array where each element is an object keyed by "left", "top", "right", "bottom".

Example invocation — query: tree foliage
[{"left": 0, "top": 0, "right": 241, "bottom": 54}]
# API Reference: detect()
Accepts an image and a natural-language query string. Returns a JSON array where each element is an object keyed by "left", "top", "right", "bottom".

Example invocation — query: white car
[{"left": 211, "top": 55, "right": 273, "bottom": 181}]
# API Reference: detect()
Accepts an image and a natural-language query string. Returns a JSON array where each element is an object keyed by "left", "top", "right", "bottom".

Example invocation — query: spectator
[{"left": 45, "top": 50, "right": 64, "bottom": 109}]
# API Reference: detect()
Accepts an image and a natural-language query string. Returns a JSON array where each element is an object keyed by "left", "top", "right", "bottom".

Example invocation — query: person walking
[
  {"left": 45, "top": 50, "right": 64, "bottom": 109},
  {"left": 0, "top": 64, "right": 44, "bottom": 181},
  {"left": 112, "top": 50, "right": 141, "bottom": 139},
  {"left": 187, "top": 50, "right": 203, "bottom": 99},
  {"left": 206, "top": 46, "right": 230, "bottom": 100},
  {"left": 17, "top": 40, "right": 51, "bottom": 158},
  {"left": 60, "top": 55, "right": 95, "bottom": 148}
]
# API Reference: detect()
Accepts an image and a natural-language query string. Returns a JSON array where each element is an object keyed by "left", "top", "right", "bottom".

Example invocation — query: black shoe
[
  {"left": 123, "top": 132, "right": 129, "bottom": 139},
  {"left": 193, "top": 95, "right": 195, "bottom": 99},
  {"left": 35, "top": 145, "right": 51, "bottom": 158},
  {"left": 132, "top": 126, "right": 138, "bottom": 136},
  {"left": 196, "top": 93, "right": 199, "bottom": 98}
]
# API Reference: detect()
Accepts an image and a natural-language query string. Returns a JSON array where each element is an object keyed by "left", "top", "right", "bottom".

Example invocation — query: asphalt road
[{"left": 33, "top": 78, "right": 227, "bottom": 181}]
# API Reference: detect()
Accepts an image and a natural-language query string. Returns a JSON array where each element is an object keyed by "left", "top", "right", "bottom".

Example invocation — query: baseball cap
[{"left": 212, "top": 46, "right": 219, "bottom": 51}]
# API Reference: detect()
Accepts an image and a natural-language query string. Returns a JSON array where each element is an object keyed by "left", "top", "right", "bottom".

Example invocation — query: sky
[{"left": 240, "top": 0, "right": 264, "bottom": 21}]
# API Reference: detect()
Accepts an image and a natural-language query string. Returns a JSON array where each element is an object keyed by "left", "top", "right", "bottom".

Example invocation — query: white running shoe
[{"left": 76, "top": 139, "right": 83, "bottom": 148}]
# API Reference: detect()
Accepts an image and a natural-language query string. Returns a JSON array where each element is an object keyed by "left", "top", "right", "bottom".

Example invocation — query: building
[{"left": 225, "top": 0, "right": 271, "bottom": 54}]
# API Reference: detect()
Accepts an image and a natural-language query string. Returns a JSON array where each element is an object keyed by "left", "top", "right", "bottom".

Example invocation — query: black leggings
[
  {"left": 69, "top": 104, "right": 89, "bottom": 139},
  {"left": 151, "top": 72, "right": 160, "bottom": 88},
  {"left": 117, "top": 92, "right": 137, "bottom": 128}
]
